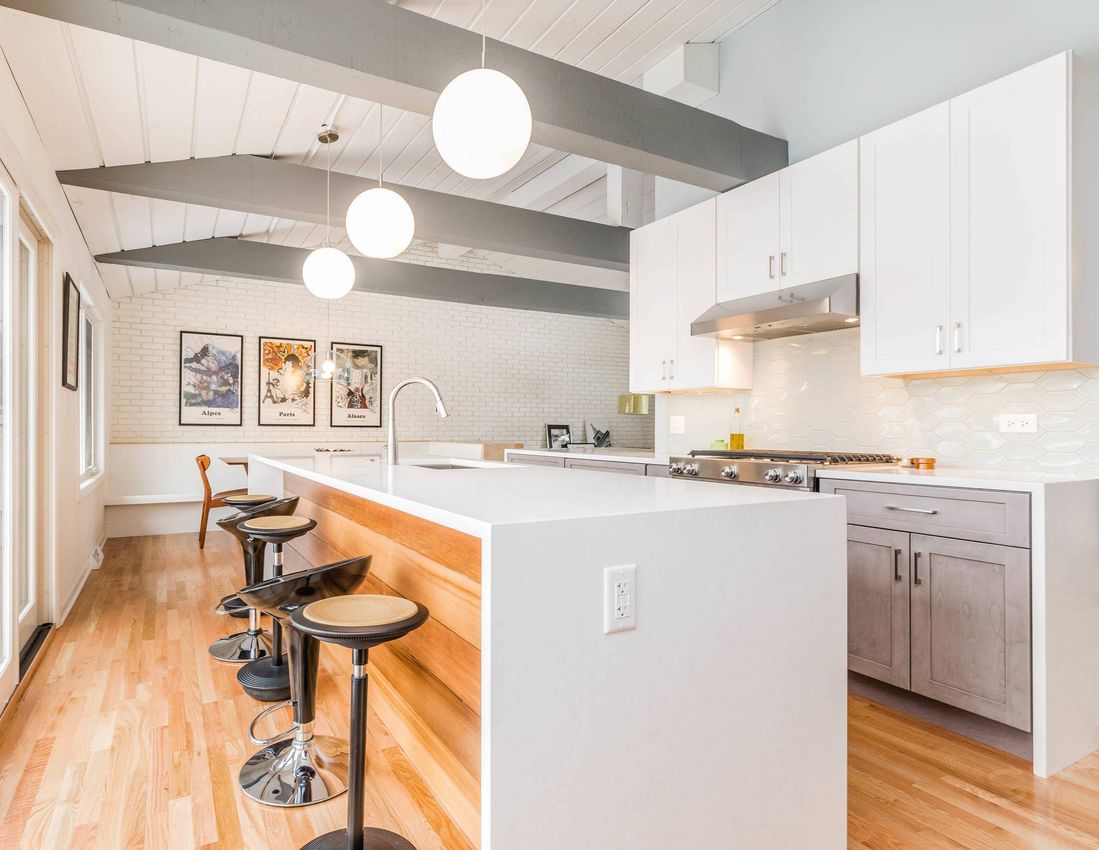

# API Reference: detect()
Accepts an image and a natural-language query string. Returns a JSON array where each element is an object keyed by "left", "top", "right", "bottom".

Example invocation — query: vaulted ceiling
[{"left": 0, "top": 0, "right": 781, "bottom": 301}]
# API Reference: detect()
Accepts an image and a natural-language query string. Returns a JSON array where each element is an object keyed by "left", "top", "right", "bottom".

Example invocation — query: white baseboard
[
  {"left": 105, "top": 502, "right": 235, "bottom": 538},
  {"left": 57, "top": 552, "right": 95, "bottom": 627}
]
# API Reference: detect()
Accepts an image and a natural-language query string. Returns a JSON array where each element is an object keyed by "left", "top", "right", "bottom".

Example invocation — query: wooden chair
[{"left": 196, "top": 454, "right": 247, "bottom": 548}]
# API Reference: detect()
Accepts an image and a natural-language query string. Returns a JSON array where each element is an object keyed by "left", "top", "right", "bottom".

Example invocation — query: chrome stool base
[
  {"left": 300, "top": 829, "right": 416, "bottom": 850},
  {"left": 208, "top": 629, "right": 271, "bottom": 663},
  {"left": 239, "top": 734, "right": 349, "bottom": 807}
]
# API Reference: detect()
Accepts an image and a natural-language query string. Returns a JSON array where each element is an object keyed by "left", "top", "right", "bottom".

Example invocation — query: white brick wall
[
  {"left": 660, "top": 328, "right": 1099, "bottom": 474},
  {"left": 112, "top": 274, "right": 653, "bottom": 448}
]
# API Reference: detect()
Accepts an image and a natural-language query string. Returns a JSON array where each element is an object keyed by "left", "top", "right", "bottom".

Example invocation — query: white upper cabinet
[
  {"left": 779, "top": 139, "right": 859, "bottom": 287},
  {"left": 716, "top": 172, "right": 780, "bottom": 302},
  {"left": 717, "top": 141, "right": 858, "bottom": 303},
  {"left": 861, "top": 51, "right": 1082, "bottom": 376},
  {"left": 860, "top": 104, "right": 952, "bottom": 375},
  {"left": 630, "top": 199, "right": 752, "bottom": 394},
  {"left": 949, "top": 52, "right": 1069, "bottom": 370}
]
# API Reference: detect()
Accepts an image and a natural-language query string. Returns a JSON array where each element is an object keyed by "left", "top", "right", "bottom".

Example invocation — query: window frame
[{"left": 77, "top": 296, "right": 104, "bottom": 494}]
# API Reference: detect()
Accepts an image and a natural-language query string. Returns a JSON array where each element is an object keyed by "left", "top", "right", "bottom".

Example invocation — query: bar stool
[
  {"left": 222, "top": 555, "right": 373, "bottom": 807},
  {"left": 223, "top": 493, "right": 277, "bottom": 510},
  {"left": 209, "top": 496, "right": 300, "bottom": 658},
  {"left": 234, "top": 515, "right": 318, "bottom": 702},
  {"left": 291, "top": 594, "right": 429, "bottom": 850}
]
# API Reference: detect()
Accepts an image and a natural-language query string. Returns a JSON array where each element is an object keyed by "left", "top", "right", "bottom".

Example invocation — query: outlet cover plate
[
  {"left": 999, "top": 413, "right": 1038, "bottom": 434},
  {"left": 604, "top": 564, "right": 637, "bottom": 634}
]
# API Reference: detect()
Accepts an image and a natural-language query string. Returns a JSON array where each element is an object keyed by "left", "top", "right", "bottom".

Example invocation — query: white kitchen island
[{"left": 250, "top": 453, "right": 848, "bottom": 850}]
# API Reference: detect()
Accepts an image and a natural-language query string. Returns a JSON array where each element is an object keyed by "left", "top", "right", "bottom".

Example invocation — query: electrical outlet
[
  {"left": 604, "top": 565, "right": 637, "bottom": 634},
  {"left": 669, "top": 415, "right": 686, "bottom": 434},
  {"left": 998, "top": 413, "right": 1038, "bottom": 434}
]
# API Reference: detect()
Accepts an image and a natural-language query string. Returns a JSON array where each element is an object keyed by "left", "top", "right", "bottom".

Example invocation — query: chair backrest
[{"left": 195, "top": 454, "right": 213, "bottom": 501}]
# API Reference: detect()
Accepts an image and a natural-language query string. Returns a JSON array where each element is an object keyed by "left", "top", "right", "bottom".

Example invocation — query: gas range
[{"left": 668, "top": 449, "right": 899, "bottom": 491}]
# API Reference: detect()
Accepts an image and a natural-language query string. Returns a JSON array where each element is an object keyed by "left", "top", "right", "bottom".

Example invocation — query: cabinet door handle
[
  {"left": 780, "top": 251, "right": 787, "bottom": 276},
  {"left": 953, "top": 322, "right": 962, "bottom": 353},
  {"left": 913, "top": 551, "right": 923, "bottom": 586},
  {"left": 894, "top": 548, "right": 903, "bottom": 582},
  {"left": 661, "top": 360, "right": 667, "bottom": 380},
  {"left": 768, "top": 255, "right": 775, "bottom": 279},
  {"left": 669, "top": 359, "right": 675, "bottom": 379},
  {"left": 885, "top": 504, "right": 939, "bottom": 515},
  {"left": 935, "top": 324, "right": 944, "bottom": 355}
]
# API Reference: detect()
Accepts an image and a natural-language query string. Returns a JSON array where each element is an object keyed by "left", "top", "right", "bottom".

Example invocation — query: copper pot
[{"left": 909, "top": 457, "right": 937, "bottom": 470}]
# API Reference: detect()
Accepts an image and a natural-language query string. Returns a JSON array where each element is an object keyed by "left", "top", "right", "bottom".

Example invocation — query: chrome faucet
[{"left": 387, "top": 378, "right": 449, "bottom": 465}]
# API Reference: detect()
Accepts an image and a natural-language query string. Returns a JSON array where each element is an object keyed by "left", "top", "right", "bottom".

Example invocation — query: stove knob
[
  {"left": 684, "top": 463, "right": 700, "bottom": 476},
  {"left": 669, "top": 462, "right": 683, "bottom": 474},
  {"left": 784, "top": 470, "right": 803, "bottom": 485},
  {"left": 720, "top": 466, "right": 738, "bottom": 479},
  {"left": 763, "top": 468, "right": 783, "bottom": 483}
]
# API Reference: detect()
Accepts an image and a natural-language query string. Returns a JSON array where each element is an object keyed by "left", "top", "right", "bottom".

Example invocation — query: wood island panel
[{"left": 283, "top": 473, "right": 482, "bottom": 846}]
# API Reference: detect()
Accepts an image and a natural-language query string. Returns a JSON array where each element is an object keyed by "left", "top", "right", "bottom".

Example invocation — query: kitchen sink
[
  {"left": 414, "top": 463, "right": 480, "bottom": 470},
  {"left": 399, "top": 458, "right": 503, "bottom": 470}
]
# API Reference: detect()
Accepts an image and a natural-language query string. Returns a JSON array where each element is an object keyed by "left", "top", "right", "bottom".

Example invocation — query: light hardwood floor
[{"left": 0, "top": 533, "right": 1098, "bottom": 849}]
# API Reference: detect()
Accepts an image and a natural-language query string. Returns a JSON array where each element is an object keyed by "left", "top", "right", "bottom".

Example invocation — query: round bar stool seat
[
  {"left": 222, "top": 493, "right": 277, "bottom": 510},
  {"left": 233, "top": 515, "right": 319, "bottom": 703},
  {"left": 230, "top": 556, "right": 372, "bottom": 808},
  {"left": 292, "top": 595, "right": 428, "bottom": 850},
  {"left": 209, "top": 496, "right": 299, "bottom": 656}
]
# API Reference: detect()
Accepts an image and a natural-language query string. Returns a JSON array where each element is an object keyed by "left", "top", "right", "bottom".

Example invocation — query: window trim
[{"left": 77, "top": 295, "right": 104, "bottom": 496}]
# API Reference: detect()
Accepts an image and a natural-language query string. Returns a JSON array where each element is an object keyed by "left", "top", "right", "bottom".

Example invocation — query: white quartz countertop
[
  {"left": 817, "top": 464, "right": 1099, "bottom": 492},
  {"left": 505, "top": 447, "right": 671, "bottom": 464},
  {"left": 251, "top": 452, "right": 826, "bottom": 537}
]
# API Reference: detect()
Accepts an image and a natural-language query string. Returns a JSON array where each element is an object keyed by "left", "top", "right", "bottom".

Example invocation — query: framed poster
[
  {"left": 258, "top": 336, "right": 315, "bottom": 425},
  {"left": 61, "top": 273, "right": 80, "bottom": 391},
  {"left": 545, "top": 424, "right": 572, "bottom": 449},
  {"left": 178, "top": 331, "right": 243, "bottom": 425},
  {"left": 330, "top": 342, "right": 382, "bottom": 427}
]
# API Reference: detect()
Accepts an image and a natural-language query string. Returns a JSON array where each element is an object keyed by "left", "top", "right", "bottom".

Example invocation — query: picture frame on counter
[
  {"left": 329, "top": 342, "right": 383, "bottom": 428},
  {"left": 258, "top": 335, "right": 316, "bottom": 426},
  {"left": 545, "top": 424, "right": 572, "bottom": 449},
  {"left": 178, "top": 331, "right": 243, "bottom": 425},
  {"left": 61, "top": 272, "right": 80, "bottom": 391}
]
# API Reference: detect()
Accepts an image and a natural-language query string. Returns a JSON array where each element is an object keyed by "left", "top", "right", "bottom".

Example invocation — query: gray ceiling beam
[
  {"left": 95, "top": 237, "right": 628, "bottom": 320},
  {"left": 58, "top": 155, "right": 629, "bottom": 271},
  {"left": 6, "top": 0, "right": 788, "bottom": 190}
]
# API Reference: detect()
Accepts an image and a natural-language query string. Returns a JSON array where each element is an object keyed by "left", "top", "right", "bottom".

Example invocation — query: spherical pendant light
[
  {"left": 432, "top": 67, "right": 532, "bottom": 179},
  {"left": 304, "top": 346, "right": 353, "bottom": 385},
  {"left": 346, "top": 186, "right": 415, "bottom": 258},
  {"left": 302, "top": 245, "right": 355, "bottom": 299},
  {"left": 303, "top": 124, "right": 356, "bottom": 299}
]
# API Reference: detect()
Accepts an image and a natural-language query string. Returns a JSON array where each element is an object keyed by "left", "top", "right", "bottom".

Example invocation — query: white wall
[
  {"left": 658, "top": 0, "right": 1099, "bottom": 215},
  {"left": 112, "top": 276, "right": 653, "bottom": 445},
  {"left": 657, "top": 328, "right": 1099, "bottom": 475},
  {"left": 0, "top": 53, "right": 111, "bottom": 623}
]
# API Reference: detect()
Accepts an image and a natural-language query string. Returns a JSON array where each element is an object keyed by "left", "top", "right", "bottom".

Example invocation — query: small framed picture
[
  {"left": 61, "top": 273, "right": 80, "bottom": 391},
  {"left": 545, "top": 424, "right": 572, "bottom": 449},
  {"left": 258, "top": 336, "right": 316, "bottom": 426},
  {"left": 330, "top": 342, "right": 383, "bottom": 427},
  {"left": 179, "top": 331, "right": 243, "bottom": 425}
]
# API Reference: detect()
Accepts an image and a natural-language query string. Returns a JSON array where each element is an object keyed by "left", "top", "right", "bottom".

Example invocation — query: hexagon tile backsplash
[{"left": 659, "top": 328, "right": 1099, "bottom": 475}]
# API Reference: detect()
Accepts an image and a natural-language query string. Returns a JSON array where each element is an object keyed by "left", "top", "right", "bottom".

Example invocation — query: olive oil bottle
[{"left": 729, "top": 406, "right": 745, "bottom": 451}]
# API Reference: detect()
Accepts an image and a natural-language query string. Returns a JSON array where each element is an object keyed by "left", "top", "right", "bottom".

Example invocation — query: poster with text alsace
[
  {"left": 179, "top": 331, "right": 243, "bottom": 425},
  {"left": 331, "top": 343, "right": 382, "bottom": 427},
  {"left": 258, "top": 336, "right": 316, "bottom": 426}
]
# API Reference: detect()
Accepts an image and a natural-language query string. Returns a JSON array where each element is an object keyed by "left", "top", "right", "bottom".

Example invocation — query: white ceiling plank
[
  {"left": 154, "top": 269, "right": 181, "bottom": 290},
  {"left": 193, "top": 57, "right": 252, "bottom": 158},
  {"left": 150, "top": 197, "right": 187, "bottom": 246},
  {"left": 110, "top": 193, "right": 153, "bottom": 251},
  {"left": 182, "top": 203, "right": 219, "bottom": 242},
  {"left": 63, "top": 186, "right": 121, "bottom": 253},
  {"left": 235, "top": 72, "right": 299, "bottom": 156},
  {"left": 136, "top": 41, "right": 197, "bottom": 161},
  {"left": 66, "top": 25, "right": 146, "bottom": 165},
  {"left": 697, "top": 0, "right": 781, "bottom": 42},
  {"left": 94, "top": 262, "right": 134, "bottom": 299},
  {"left": 271, "top": 83, "right": 343, "bottom": 163},
  {"left": 0, "top": 9, "right": 99, "bottom": 168},
  {"left": 127, "top": 266, "right": 158, "bottom": 295},
  {"left": 211, "top": 208, "right": 248, "bottom": 238}
]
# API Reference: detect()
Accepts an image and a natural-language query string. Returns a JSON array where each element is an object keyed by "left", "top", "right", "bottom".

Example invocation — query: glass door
[{"left": 15, "top": 217, "right": 37, "bottom": 651}]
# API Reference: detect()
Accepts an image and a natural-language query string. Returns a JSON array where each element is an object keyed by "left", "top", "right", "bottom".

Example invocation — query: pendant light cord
[
  {"left": 481, "top": 0, "right": 486, "bottom": 68},
  {"left": 324, "top": 131, "right": 331, "bottom": 247},
  {"left": 378, "top": 104, "right": 384, "bottom": 188}
]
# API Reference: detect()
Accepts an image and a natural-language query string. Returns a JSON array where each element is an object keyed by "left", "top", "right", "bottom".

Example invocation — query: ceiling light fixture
[
  {"left": 346, "top": 105, "right": 416, "bottom": 258},
  {"left": 431, "top": 0, "right": 532, "bottom": 179},
  {"left": 302, "top": 124, "right": 355, "bottom": 299}
]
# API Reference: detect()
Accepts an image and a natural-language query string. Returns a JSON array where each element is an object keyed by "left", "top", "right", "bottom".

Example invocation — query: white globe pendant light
[
  {"left": 346, "top": 106, "right": 415, "bottom": 259},
  {"left": 303, "top": 125, "right": 355, "bottom": 299},
  {"left": 432, "top": 0, "right": 531, "bottom": 180}
]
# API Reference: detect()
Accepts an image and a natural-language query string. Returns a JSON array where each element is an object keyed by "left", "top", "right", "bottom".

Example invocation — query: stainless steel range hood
[{"left": 691, "top": 273, "right": 859, "bottom": 341}]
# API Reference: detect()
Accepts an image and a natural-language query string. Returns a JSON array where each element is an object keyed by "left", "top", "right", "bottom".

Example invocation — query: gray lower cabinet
[
  {"left": 506, "top": 454, "right": 667, "bottom": 476},
  {"left": 847, "top": 526, "right": 911, "bottom": 689},
  {"left": 910, "top": 534, "right": 1032, "bottom": 731},
  {"left": 505, "top": 454, "right": 564, "bottom": 467},
  {"left": 563, "top": 458, "right": 646, "bottom": 475}
]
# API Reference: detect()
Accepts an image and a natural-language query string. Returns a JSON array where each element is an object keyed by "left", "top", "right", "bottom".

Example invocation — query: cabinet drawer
[
  {"left": 506, "top": 454, "right": 564, "bottom": 468},
  {"left": 820, "top": 480, "right": 1030, "bottom": 547},
  {"left": 563, "top": 458, "right": 646, "bottom": 475}
]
